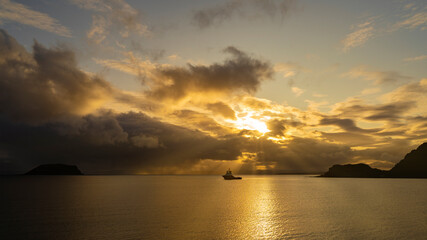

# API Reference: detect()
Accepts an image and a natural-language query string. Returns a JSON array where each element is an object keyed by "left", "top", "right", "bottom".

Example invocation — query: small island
[
  {"left": 25, "top": 164, "right": 83, "bottom": 175},
  {"left": 321, "top": 142, "right": 427, "bottom": 178}
]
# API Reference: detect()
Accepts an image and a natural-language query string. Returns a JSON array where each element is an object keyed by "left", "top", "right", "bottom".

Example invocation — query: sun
[{"left": 233, "top": 112, "right": 270, "bottom": 134}]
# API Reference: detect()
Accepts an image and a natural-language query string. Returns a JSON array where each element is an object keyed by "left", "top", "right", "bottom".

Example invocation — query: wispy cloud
[
  {"left": 312, "top": 93, "right": 327, "bottom": 98},
  {"left": 341, "top": 20, "right": 375, "bottom": 52},
  {"left": 192, "top": 0, "right": 296, "bottom": 29},
  {"left": 274, "top": 62, "right": 302, "bottom": 78},
  {"left": 346, "top": 66, "right": 411, "bottom": 85},
  {"left": 342, "top": 3, "right": 426, "bottom": 52},
  {"left": 361, "top": 87, "right": 381, "bottom": 95},
  {"left": 87, "top": 15, "right": 108, "bottom": 44},
  {"left": 167, "top": 54, "right": 181, "bottom": 61},
  {"left": 393, "top": 11, "right": 427, "bottom": 31},
  {"left": 71, "top": 0, "right": 149, "bottom": 44},
  {"left": 403, "top": 54, "right": 427, "bottom": 62},
  {"left": 331, "top": 97, "right": 416, "bottom": 122},
  {"left": 291, "top": 86, "right": 304, "bottom": 96},
  {"left": 0, "top": 0, "right": 71, "bottom": 37},
  {"left": 94, "top": 52, "right": 160, "bottom": 80},
  {"left": 382, "top": 78, "right": 427, "bottom": 113},
  {"left": 305, "top": 99, "right": 328, "bottom": 111}
]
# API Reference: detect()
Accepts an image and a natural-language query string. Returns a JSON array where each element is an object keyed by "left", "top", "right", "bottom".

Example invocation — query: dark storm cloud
[
  {"left": 0, "top": 29, "right": 245, "bottom": 174},
  {"left": 64, "top": 112, "right": 129, "bottom": 145},
  {"left": 148, "top": 46, "right": 273, "bottom": 100},
  {"left": 192, "top": 0, "right": 296, "bottom": 29},
  {"left": 0, "top": 29, "right": 113, "bottom": 123},
  {"left": 117, "top": 112, "right": 242, "bottom": 161},
  {"left": 0, "top": 111, "right": 243, "bottom": 174}
]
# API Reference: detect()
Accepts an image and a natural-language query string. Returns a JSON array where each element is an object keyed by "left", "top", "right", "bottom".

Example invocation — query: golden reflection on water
[
  {"left": 2, "top": 176, "right": 427, "bottom": 239},
  {"left": 247, "top": 177, "right": 284, "bottom": 239}
]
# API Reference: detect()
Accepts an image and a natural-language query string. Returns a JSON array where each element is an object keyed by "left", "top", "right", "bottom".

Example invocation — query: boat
[{"left": 223, "top": 168, "right": 242, "bottom": 180}]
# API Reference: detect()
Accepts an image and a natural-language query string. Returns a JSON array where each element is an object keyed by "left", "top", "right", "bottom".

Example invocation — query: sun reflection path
[{"left": 248, "top": 177, "right": 286, "bottom": 239}]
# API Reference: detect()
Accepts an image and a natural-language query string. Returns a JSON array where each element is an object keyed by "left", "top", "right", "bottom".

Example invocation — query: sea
[{"left": 1, "top": 175, "right": 426, "bottom": 240}]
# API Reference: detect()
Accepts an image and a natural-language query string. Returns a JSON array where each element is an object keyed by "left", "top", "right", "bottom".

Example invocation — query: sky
[{"left": 0, "top": 0, "right": 426, "bottom": 174}]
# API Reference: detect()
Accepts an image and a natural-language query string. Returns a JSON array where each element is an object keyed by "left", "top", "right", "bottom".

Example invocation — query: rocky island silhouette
[{"left": 322, "top": 142, "right": 427, "bottom": 178}]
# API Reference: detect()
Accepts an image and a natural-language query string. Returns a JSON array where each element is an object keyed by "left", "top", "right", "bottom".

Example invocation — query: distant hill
[
  {"left": 321, "top": 142, "right": 427, "bottom": 178},
  {"left": 25, "top": 164, "right": 83, "bottom": 175},
  {"left": 322, "top": 163, "right": 386, "bottom": 178}
]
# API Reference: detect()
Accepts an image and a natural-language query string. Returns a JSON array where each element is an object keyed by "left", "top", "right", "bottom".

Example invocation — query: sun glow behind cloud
[{"left": 231, "top": 111, "right": 270, "bottom": 135}]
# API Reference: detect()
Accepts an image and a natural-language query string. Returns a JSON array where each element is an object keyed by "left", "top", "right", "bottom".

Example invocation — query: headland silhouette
[{"left": 322, "top": 142, "right": 427, "bottom": 178}]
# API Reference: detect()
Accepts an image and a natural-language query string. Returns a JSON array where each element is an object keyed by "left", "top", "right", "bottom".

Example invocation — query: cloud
[
  {"left": 403, "top": 55, "right": 427, "bottom": 62},
  {"left": 206, "top": 102, "right": 236, "bottom": 120},
  {"left": 319, "top": 117, "right": 380, "bottom": 133},
  {"left": 291, "top": 86, "right": 304, "bottom": 96},
  {"left": 382, "top": 78, "right": 427, "bottom": 114},
  {"left": 1, "top": 29, "right": 426, "bottom": 175},
  {"left": 274, "top": 62, "right": 302, "bottom": 78},
  {"left": 332, "top": 98, "right": 416, "bottom": 122},
  {"left": 60, "top": 111, "right": 129, "bottom": 145},
  {"left": 322, "top": 80, "right": 427, "bottom": 151},
  {"left": 130, "top": 135, "right": 159, "bottom": 148},
  {"left": 146, "top": 46, "right": 273, "bottom": 101},
  {"left": 192, "top": 0, "right": 296, "bottom": 29},
  {"left": 0, "top": 29, "right": 113, "bottom": 123},
  {"left": 169, "top": 109, "right": 233, "bottom": 136},
  {"left": 342, "top": 20, "right": 375, "bottom": 52},
  {"left": 342, "top": 3, "right": 426, "bottom": 52},
  {"left": 319, "top": 132, "right": 376, "bottom": 147},
  {"left": 94, "top": 52, "right": 161, "bottom": 80},
  {"left": 351, "top": 139, "right": 416, "bottom": 166},
  {"left": 167, "top": 54, "right": 181, "bottom": 61},
  {"left": 247, "top": 137, "right": 354, "bottom": 173},
  {"left": 87, "top": 15, "right": 108, "bottom": 44},
  {"left": 384, "top": 78, "right": 427, "bottom": 100},
  {"left": 0, "top": 111, "right": 244, "bottom": 174},
  {"left": 0, "top": 0, "right": 71, "bottom": 37},
  {"left": 305, "top": 100, "right": 329, "bottom": 111},
  {"left": 393, "top": 11, "right": 427, "bottom": 31},
  {"left": 2, "top": 103, "right": 359, "bottom": 174},
  {"left": 0, "top": 27, "right": 358, "bottom": 174},
  {"left": 71, "top": 0, "right": 149, "bottom": 43},
  {"left": 346, "top": 66, "right": 411, "bottom": 85},
  {"left": 361, "top": 87, "right": 381, "bottom": 95},
  {"left": 265, "top": 118, "right": 303, "bottom": 137},
  {"left": 312, "top": 93, "right": 327, "bottom": 98}
]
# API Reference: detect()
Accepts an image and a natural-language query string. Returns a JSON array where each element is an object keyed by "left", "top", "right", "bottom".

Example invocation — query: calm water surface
[{"left": 1, "top": 175, "right": 427, "bottom": 239}]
